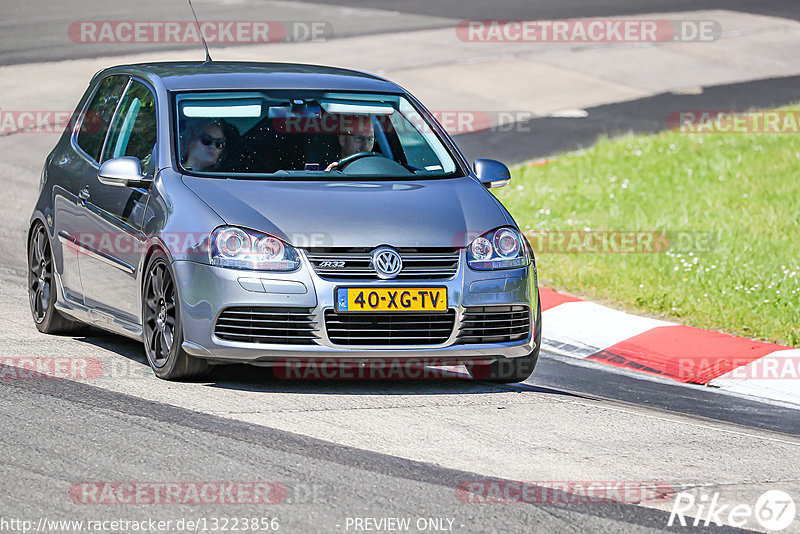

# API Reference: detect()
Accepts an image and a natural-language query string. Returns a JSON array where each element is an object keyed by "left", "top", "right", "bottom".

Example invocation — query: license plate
[{"left": 335, "top": 287, "right": 447, "bottom": 312}]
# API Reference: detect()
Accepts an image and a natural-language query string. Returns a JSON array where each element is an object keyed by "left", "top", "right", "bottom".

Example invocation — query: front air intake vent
[
  {"left": 324, "top": 309, "right": 456, "bottom": 346},
  {"left": 456, "top": 305, "right": 530, "bottom": 344},
  {"left": 215, "top": 307, "right": 318, "bottom": 345}
]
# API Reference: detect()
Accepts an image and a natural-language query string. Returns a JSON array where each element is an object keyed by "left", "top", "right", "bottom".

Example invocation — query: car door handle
[{"left": 78, "top": 187, "right": 90, "bottom": 201}]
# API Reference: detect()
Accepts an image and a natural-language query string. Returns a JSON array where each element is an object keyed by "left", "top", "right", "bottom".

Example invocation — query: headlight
[
  {"left": 467, "top": 227, "right": 529, "bottom": 270},
  {"left": 210, "top": 226, "right": 299, "bottom": 271}
]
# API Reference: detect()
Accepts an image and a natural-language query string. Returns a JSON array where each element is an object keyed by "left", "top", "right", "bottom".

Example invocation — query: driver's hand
[{"left": 325, "top": 161, "right": 339, "bottom": 171}]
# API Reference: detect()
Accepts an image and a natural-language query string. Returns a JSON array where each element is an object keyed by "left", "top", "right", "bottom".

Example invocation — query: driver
[
  {"left": 180, "top": 118, "right": 227, "bottom": 172},
  {"left": 325, "top": 114, "right": 374, "bottom": 171}
]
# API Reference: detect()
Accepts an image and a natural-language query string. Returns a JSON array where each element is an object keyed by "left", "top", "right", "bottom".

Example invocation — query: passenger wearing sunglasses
[
  {"left": 180, "top": 119, "right": 227, "bottom": 172},
  {"left": 325, "top": 115, "right": 375, "bottom": 171}
]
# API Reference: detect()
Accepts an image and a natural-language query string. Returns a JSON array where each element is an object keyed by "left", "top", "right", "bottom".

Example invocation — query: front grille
[
  {"left": 325, "top": 310, "right": 456, "bottom": 346},
  {"left": 215, "top": 307, "right": 318, "bottom": 345},
  {"left": 305, "top": 248, "right": 459, "bottom": 280},
  {"left": 456, "top": 305, "right": 531, "bottom": 344}
]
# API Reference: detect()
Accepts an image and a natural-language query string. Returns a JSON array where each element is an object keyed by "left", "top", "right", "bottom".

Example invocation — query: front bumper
[{"left": 173, "top": 250, "right": 539, "bottom": 365}]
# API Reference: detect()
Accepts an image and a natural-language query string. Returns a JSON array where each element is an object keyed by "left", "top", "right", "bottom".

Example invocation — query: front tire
[
  {"left": 28, "top": 222, "right": 87, "bottom": 335},
  {"left": 142, "top": 250, "right": 208, "bottom": 380}
]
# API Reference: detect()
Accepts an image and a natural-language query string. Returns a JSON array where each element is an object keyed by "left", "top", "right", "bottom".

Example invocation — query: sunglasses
[{"left": 200, "top": 134, "right": 225, "bottom": 149}]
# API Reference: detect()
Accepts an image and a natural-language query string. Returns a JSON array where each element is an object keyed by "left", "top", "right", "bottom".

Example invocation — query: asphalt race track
[
  {"left": 2, "top": 0, "right": 800, "bottom": 66},
  {"left": 457, "top": 74, "right": 800, "bottom": 165},
  {"left": 1, "top": 1, "right": 799, "bottom": 533}
]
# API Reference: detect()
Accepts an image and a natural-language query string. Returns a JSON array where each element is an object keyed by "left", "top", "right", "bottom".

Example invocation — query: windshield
[{"left": 173, "top": 90, "right": 461, "bottom": 179}]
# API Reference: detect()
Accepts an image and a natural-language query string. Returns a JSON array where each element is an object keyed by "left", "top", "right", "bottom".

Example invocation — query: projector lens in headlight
[
  {"left": 467, "top": 227, "right": 529, "bottom": 270},
  {"left": 495, "top": 229, "right": 520, "bottom": 258},
  {"left": 216, "top": 227, "right": 249, "bottom": 257},
  {"left": 470, "top": 237, "right": 493, "bottom": 261}
]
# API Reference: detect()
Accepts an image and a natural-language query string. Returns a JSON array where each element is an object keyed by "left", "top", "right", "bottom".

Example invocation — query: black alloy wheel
[
  {"left": 28, "top": 222, "right": 86, "bottom": 334},
  {"left": 142, "top": 250, "right": 208, "bottom": 379}
]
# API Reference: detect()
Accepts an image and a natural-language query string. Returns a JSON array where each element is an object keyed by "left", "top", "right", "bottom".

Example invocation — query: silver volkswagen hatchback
[{"left": 28, "top": 62, "right": 541, "bottom": 382}]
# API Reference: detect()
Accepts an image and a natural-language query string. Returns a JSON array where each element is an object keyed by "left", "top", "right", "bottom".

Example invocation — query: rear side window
[
  {"left": 102, "top": 80, "right": 157, "bottom": 172},
  {"left": 76, "top": 76, "right": 128, "bottom": 162}
]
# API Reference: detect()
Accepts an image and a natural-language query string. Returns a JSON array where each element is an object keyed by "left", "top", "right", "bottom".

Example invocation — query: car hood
[{"left": 182, "top": 176, "right": 510, "bottom": 248}]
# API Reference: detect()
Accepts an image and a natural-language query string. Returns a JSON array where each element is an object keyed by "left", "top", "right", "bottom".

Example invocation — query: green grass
[{"left": 497, "top": 114, "right": 800, "bottom": 346}]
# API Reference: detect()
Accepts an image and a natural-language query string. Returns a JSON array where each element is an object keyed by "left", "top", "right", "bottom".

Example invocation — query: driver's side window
[{"left": 102, "top": 80, "right": 157, "bottom": 175}]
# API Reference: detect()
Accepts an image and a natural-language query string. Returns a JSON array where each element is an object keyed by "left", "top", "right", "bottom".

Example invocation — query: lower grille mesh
[
  {"left": 215, "top": 307, "right": 318, "bottom": 345},
  {"left": 457, "top": 305, "right": 531, "bottom": 344},
  {"left": 325, "top": 310, "right": 456, "bottom": 346}
]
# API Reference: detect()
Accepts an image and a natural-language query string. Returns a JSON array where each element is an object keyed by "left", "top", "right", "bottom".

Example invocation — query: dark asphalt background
[
  {"left": 1, "top": 0, "right": 798, "bottom": 66},
  {"left": 0, "top": 366, "right": 762, "bottom": 534},
  {"left": 457, "top": 75, "right": 800, "bottom": 164}
]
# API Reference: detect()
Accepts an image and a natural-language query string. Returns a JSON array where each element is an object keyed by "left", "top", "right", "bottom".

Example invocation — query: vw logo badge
[{"left": 371, "top": 247, "right": 403, "bottom": 279}]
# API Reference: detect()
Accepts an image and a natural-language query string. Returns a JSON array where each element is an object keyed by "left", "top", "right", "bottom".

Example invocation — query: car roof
[{"left": 96, "top": 61, "right": 406, "bottom": 93}]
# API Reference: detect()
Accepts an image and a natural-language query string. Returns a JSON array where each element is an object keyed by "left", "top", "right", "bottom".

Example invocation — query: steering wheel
[{"left": 336, "top": 151, "right": 390, "bottom": 171}]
